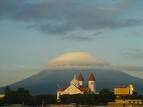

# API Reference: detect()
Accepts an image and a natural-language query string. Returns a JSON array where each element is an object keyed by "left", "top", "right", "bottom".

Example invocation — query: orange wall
[{"left": 114, "top": 88, "right": 130, "bottom": 95}]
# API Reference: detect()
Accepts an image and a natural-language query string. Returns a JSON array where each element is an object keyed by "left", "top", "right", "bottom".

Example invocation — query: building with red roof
[{"left": 57, "top": 72, "right": 96, "bottom": 102}]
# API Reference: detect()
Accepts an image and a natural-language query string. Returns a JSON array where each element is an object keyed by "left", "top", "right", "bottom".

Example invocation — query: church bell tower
[
  {"left": 88, "top": 72, "right": 96, "bottom": 93},
  {"left": 78, "top": 72, "right": 84, "bottom": 86}
]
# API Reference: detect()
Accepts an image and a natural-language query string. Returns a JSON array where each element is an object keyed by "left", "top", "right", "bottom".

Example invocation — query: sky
[{"left": 0, "top": 0, "right": 143, "bottom": 86}]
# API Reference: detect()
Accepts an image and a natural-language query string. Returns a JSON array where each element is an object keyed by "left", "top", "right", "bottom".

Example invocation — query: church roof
[
  {"left": 77, "top": 72, "right": 84, "bottom": 81},
  {"left": 58, "top": 86, "right": 88, "bottom": 93},
  {"left": 88, "top": 72, "right": 95, "bottom": 81},
  {"left": 78, "top": 86, "right": 90, "bottom": 93},
  {"left": 78, "top": 86, "right": 87, "bottom": 92}
]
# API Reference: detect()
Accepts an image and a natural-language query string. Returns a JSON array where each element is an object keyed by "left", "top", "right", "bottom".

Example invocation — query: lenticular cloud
[{"left": 47, "top": 52, "right": 110, "bottom": 69}]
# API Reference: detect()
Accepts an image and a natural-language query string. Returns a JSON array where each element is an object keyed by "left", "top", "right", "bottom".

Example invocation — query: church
[{"left": 57, "top": 72, "right": 96, "bottom": 101}]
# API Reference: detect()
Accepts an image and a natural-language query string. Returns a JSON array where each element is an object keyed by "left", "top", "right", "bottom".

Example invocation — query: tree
[
  {"left": 99, "top": 88, "right": 115, "bottom": 104},
  {"left": 15, "top": 88, "right": 32, "bottom": 104},
  {"left": 0, "top": 87, "right": 32, "bottom": 105},
  {"left": 2, "top": 86, "right": 16, "bottom": 104},
  {"left": 4, "top": 86, "right": 14, "bottom": 96}
]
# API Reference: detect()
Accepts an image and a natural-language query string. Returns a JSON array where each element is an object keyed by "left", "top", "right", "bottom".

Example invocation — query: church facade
[{"left": 57, "top": 72, "right": 96, "bottom": 101}]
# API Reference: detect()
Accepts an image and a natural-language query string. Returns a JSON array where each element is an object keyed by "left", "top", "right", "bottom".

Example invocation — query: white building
[{"left": 57, "top": 72, "right": 96, "bottom": 101}]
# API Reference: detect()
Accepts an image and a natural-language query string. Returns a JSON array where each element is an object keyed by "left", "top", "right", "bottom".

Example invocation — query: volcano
[
  {"left": 9, "top": 68, "right": 143, "bottom": 95},
  {"left": 3, "top": 52, "right": 143, "bottom": 95}
]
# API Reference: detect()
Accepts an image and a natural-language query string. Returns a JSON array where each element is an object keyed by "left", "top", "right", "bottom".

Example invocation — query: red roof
[
  {"left": 88, "top": 72, "right": 95, "bottom": 81},
  {"left": 78, "top": 86, "right": 87, "bottom": 92},
  {"left": 57, "top": 87, "right": 67, "bottom": 92},
  {"left": 78, "top": 72, "right": 84, "bottom": 81}
]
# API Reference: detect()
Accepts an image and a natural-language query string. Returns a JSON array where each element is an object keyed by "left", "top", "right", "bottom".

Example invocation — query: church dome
[{"left": 70, "top": 75, "right": 79, "bottom": 87}]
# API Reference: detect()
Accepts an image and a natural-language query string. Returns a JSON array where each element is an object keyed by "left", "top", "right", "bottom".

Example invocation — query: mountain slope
[{"left": 9, "top": 68, "right": 143, "bottom": 95}]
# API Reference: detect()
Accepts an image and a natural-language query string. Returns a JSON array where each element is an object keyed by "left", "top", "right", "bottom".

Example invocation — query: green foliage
[
  {"left": 0, "top": 86, "right": 32, "bottom": 105},
  {"left": 60, "top": 94, "right": 99, "bottom": 105},
  {"left": 59, "top": 89, "right": 116, "bottom": 105},
  {"left": 1, "top": 87, "right": 143, "bottom": 106},
  {"left": 15, "top": 88, "right": 32, "bottom": 104},
  {"left": 0, "top": 87, "right": 116, "bottom": 105},
  {"left": 0, "top": 86, "right": 57, "bottom": 106},
  {"left": 31, "top": 94, "right": 57, "bottom": 106},
  {"left": 99, "top": 88, "right": 116, "bottom": 104}
]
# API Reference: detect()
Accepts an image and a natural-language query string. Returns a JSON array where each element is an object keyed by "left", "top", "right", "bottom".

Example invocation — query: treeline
[
  {"left": 60, "top": 90, "right": 143, "bottom": 105},
  {"left": 0, "top": 87, "right": 143, "bottom": 106},
  {"left": 0, "top": 86, "right": 57, "bottom": 106},
  {"left": 60, "top": 89, "right": 116, "bottom": 105}
]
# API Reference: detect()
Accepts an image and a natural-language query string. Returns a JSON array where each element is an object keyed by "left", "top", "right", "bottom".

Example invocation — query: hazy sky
[{"left": 0, "top": 0, "right": 143, "bottom": 86}]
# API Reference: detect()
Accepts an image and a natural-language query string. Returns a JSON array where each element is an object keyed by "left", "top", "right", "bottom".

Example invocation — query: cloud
[
  {"left": 121, "top": 48, "right": 143, "bottom": 60},
  {"left": 47, "top": 52, "right": 110, "bottom": 69},
  {"left": 117, "top": 65, "right": 143, "bottom": 72},
  {"left": 0, "top": 64, "right": 41, "bottom": 87},
  {"left": 128, "top": 32, "right": 143, "bottom": 37},
  {"left": 46, "top": 51, "right": 143, "bottom": 79},
  {"left": 0, "top": 0, "right": 143, "bottom": 39},
  {"left": 64, "top": 31, "right": 102, "bottom": 41},
  {"left": 100, "top": 64, "right": 143, "bottom": 79},
  {"left": 0, "top": 0, "right": 26, "bottom": 19},
  {"left": 115, "top": 65, "right": 143, "bottom": 79}
]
